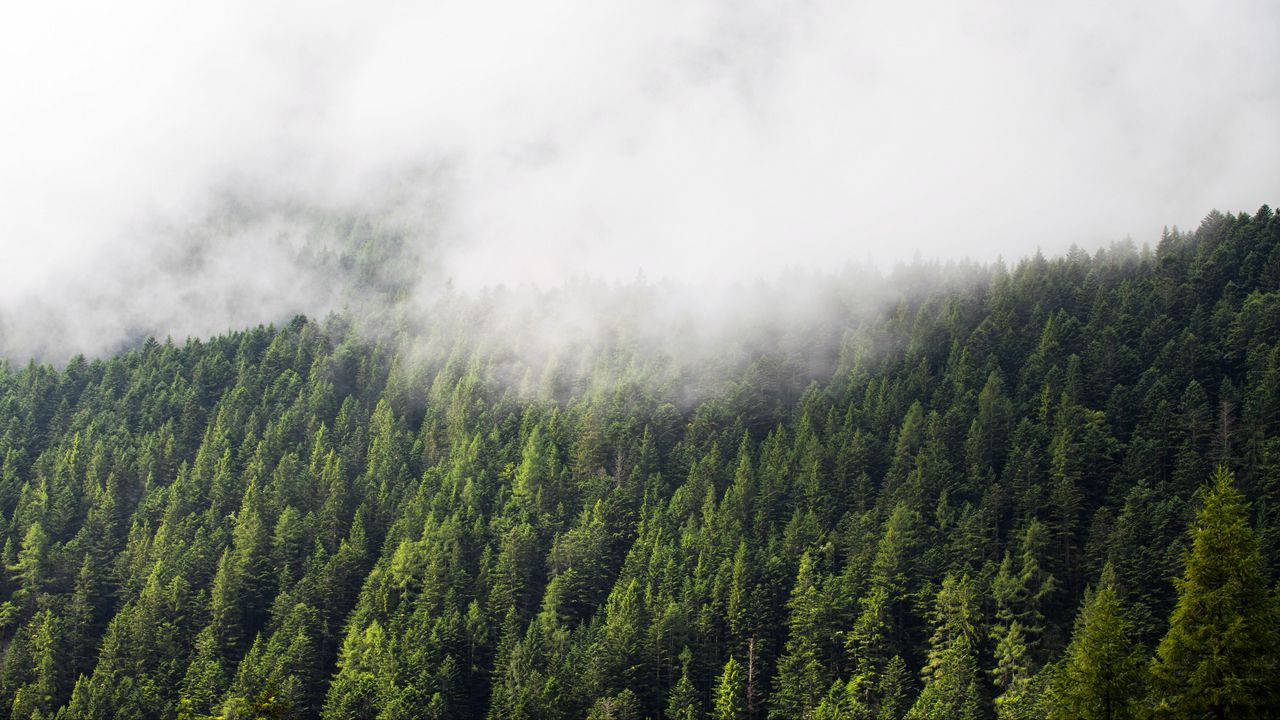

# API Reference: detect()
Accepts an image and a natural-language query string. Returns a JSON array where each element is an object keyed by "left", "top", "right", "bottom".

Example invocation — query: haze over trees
[{"left": 0, "top": 206, "right": 1277, "bottom": 718}]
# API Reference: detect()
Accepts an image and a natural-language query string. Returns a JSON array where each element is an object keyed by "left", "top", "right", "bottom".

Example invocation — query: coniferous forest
[{"left": 1, "top": 207, "right": 1279, "bottom": 720}]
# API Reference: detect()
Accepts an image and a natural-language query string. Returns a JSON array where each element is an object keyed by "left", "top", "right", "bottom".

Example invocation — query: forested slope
[{"left": 0, "top": 207, "right": 1278, "bottom": 719}]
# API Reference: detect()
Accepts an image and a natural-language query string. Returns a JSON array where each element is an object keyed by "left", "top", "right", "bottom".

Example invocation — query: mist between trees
[{"left": 0, "top": 207, "right": 1276, "bottom": 719}]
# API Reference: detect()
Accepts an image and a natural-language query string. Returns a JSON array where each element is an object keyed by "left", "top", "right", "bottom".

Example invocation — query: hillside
[{"left": 0, "top": 207, "right": 1278, "bottom": 719}]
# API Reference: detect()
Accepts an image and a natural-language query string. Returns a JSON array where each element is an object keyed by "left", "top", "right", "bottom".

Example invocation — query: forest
[{"left": 0, "top": 206, "right": 1277, "bottom": 719}]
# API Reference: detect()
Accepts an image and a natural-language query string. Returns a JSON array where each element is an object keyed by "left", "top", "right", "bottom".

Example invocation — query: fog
[{"left": 1, "top": 0, "right": 1277, "bottom": 361}]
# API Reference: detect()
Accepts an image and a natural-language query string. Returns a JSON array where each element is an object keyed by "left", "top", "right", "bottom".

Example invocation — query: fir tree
[
  {"left": 905, "top": 574, "right": 984, "bottom": 720},
  {"left": 770, "top": 552, "right": 830, "bottom": 719},
  {"left": 715, "top": 656, "right": 746, "bottom": 720},
  {"left": 1148, "top": 468, "right": 1280, "bottom": 719},
  {"left": 667, "top": 649, "right": 702, "bottom": 720},
  {"left": 1047, "top": 564, "right": 1145, "bottom": 720}
]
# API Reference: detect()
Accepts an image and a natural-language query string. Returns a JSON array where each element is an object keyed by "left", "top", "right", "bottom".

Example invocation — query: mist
[{"left": 1, "top": 0, "right": 1278, "bottom": 362}]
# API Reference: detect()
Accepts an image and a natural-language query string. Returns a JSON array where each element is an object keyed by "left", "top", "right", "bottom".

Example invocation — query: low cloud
[{"left": 1, "top": 0, "right": 1277, "bottom": 360}]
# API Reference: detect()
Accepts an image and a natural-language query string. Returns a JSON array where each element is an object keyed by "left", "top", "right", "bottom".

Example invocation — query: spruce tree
[
  {"left": 770, "top": 552, "right": 830, "bottom": 719},
  {"left": 1148, "top": 467, "right": 1280, "bottom": 719},
  {"left": 666, "top": 649, "right": 702, "bottom": 720},
  {"left": 875, "top": 656, "right": 911, "bottom": 720},
  {"left": 905, "top": 574, "right": 984, "bottom": 720},
  {"left": 991, "top": 619, "right": 1033, "bottom": 718},
  {"left": 715, "top": 656, "right": 746, "bottom": 720},
  {"left": 1048, "top": 565, "right": 1145, "bottom": 720}
]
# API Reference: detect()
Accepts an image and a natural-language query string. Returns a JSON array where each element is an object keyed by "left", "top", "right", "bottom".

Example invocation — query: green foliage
[
  {"left": 0, "top": 208, "right": 1275, "bottom": 718},
  {"left": 769, "top": 552, "right": 830, "bottom": 719},
  {"left": 714, "top": 656, "right": 746, "bottom": 720},
  {"left": 1046, "top": 565, "right": 1145, "bottom": 720},
  {"left": 1147, "top": 468, "right": 1280, "bottom": 719},
  {"left": 666, "top": 650, "right": 702, "bottom": 720},
  {"left": 905, "top": 574, "right": 985, "bottom": 720}
]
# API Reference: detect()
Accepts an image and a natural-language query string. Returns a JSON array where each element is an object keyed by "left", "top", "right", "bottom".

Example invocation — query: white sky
[{"left": 0, "top": 0, "right": 1277, "bottom": 349}]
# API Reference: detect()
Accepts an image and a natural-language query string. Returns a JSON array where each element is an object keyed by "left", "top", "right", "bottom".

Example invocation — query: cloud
[{"left": 0, "top": 0, "right": 1277, "bottom": 358}]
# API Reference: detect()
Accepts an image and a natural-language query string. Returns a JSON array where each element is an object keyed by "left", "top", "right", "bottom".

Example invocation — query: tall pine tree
[
  {"left": 1148, "top": 468, "right": 1280, "bottom": 719},
  {"left": 1048, "top": 564, "right": 1145, "bottom": 720}
]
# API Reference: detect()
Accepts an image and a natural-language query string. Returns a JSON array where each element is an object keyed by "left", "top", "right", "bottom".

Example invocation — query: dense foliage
[{"left": 0, "top": 207, "right": 1278, "bottom": 719}]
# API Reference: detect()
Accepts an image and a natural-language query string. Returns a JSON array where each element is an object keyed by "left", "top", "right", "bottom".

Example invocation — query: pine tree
[
  {"left": 876, "top": 656, "right": 911, "bottom": 720},
  {"left": 586, "top": 689, "right": 642, "bottom": 720},
  {"left": 848, "top": 502, "right": 921, "bottom": 692},
  {"left": 770, "top": 552, "right": 830, "bottom": 719},
  {"left": 667, "top": 649, "right": 702, "bottom": 720},
  {"left": 846, "top": 585, "right": 893, "bottom": 700},
  {"left": 596, "top": 577, "right": 647, "bottom": 699},
  {"left": 1148, "top": 468, "right": 1280, "bottom": 719},
  {"left": 714, "top": 656, "right": 746, "bottom": 720},
  {"left": 905, "top": 574, "right": 984, "bottom": 720},
  {"left": 178, "top": 626, "right": 228, "bottom": 717},
  {"left": 8, "top": 522, "right": 49, "bottom": 610},
  {"left": 1047, "top": 565, "right": 1145, "bottom": 720},
  {"left": 991, "top": 619, "right": 1032, "bottom": 718},
  {"left": 990, "top": 520, "right": 1056, "bottom": 717},
  {"left": 9, "top": 609, "right": 62, "bottom": 719}
]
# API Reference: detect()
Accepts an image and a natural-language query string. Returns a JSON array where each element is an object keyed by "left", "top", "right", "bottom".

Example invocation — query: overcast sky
[{"left": 1, "top": 0, "right": 1278, "bottom": 355}]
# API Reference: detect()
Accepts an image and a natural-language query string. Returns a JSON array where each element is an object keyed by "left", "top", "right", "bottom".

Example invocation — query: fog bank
[{"left": 1, "top": 0, "right": 1277, "bottom": 360}]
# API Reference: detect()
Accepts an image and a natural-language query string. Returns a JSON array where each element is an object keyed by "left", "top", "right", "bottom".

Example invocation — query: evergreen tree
[
  {"left": 8, "top": 522, "right": 49, "bottom": 611},
  {"left": 1148, "top": 468, "right": 1280, "bottom": 719},
  {"left": 1047, "top": 565, "right": 1145, "bottom": 720},
  {"left": 586, "top": 689, "right": 642, "bottom": 720},
  {"left": 770, "top": 552, "right": 830, "bottom": 719},
  {"left": 667, "top": 649, "right": 703, "bottom": 720},
  {"left": 991, "top": 619, "right": 1033, "bottom": 718},
  {"left": 714, "top": 656, "right": 746, "bottom": 720},
  {"left": 875, "top": 656, "right": 911, "bottom": 720},
  {"left": 905, "top": 574, "right": 984, "bottom": 720}
]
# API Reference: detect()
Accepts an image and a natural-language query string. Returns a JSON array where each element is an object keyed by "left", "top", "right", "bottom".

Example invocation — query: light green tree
[
  {"left": 1148, "top": 468, "right": 1280, "bottom": 719},
  {"left": 1048, "top": 564, "right": 1145, "bottom": 720}
]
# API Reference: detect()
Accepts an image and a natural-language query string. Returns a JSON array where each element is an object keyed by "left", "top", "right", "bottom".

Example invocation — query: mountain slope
[{"left": 0, "top": 207, "right": 1277, "bottom": 719}]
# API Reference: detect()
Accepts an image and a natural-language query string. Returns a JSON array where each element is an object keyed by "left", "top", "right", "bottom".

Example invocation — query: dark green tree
[
  {"left": 770, "top": 552, "right": 830, "bottom": 719},
  {"left": 667, "top": 648, "right": 703, "bottom": 720},
  {"left": 905, "top": 574, "right": 984, "bottom": 720}
]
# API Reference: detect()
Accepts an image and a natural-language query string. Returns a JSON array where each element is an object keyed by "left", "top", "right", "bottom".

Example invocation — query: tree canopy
[{"left": 0, "top": 207, "right": 1277, "bottom": 718}]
